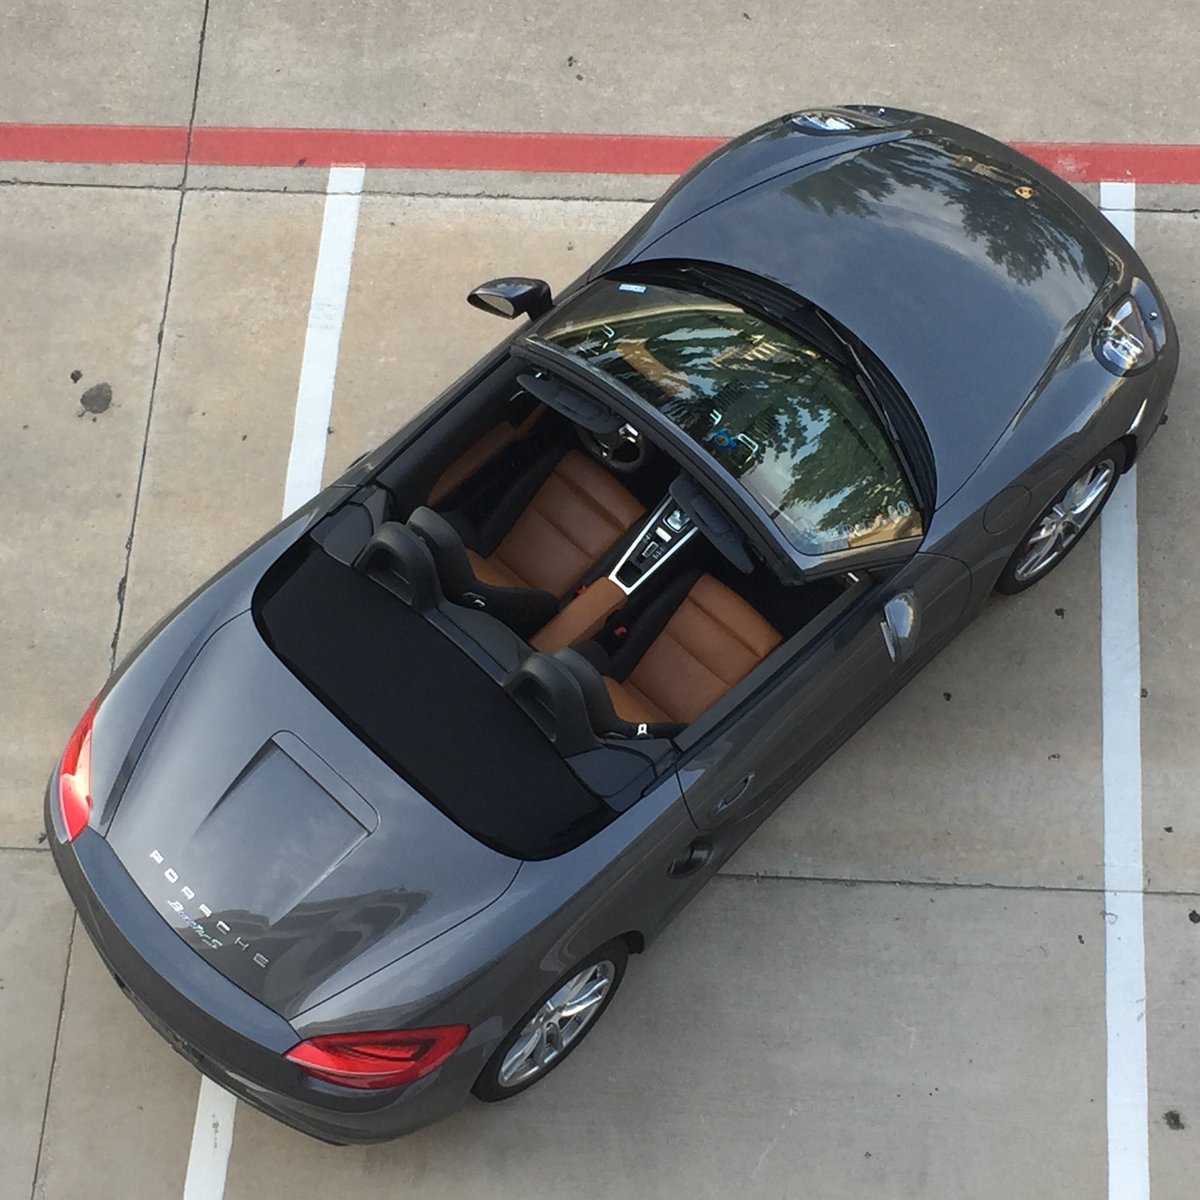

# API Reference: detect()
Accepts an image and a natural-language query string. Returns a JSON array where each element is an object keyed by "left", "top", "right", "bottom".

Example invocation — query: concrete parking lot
[{"left": 2, "top": 3, "right": 1199, "bottom": 1198}]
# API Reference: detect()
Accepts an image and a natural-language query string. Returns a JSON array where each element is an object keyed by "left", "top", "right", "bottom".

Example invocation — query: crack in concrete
[{"left": 106, "top": 0, "right": 212, "bottom": 672}]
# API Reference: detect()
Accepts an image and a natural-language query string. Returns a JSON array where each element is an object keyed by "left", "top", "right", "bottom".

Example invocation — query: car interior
[{"left": 295, "top": 356, "right": 870, "bottom": 765}]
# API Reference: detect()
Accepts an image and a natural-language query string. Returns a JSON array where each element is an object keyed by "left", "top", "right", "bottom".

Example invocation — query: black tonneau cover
[{"left": 255, "top": 543, "right": 613, "bottom": 858}]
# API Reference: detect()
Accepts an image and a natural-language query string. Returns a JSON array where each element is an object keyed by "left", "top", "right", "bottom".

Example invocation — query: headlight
[{"left": 1094, "top": 294, "right": 1158, "bottom": 376}]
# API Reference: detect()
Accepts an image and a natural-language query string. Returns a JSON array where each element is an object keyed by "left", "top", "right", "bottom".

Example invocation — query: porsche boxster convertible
[{"left": 48, "top": 106, "right": 1176, "bottom": 1142}]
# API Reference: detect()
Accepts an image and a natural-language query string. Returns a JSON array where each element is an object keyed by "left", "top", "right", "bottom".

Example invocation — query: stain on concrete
[
  {"left": 79, "top": 382, "right": 112, "bottom": 414},
  {"left": 1054, "top": 606, "right": 1065, "bottom": 618},
  {"left": 70, "top": 368, "right": 82, "bottom": 383},
  {"left": 1189, "top": 910, "right": 1200, "bottom": 924},
  {"left": 943, "top": 691, "right": 952, "bottom": 701},
  {"left": 1164, "top": 1110, "right": 1186, "bottom": 1131}
]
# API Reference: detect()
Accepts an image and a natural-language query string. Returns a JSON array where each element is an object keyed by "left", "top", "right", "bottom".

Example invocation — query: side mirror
[{"left": 467, "top": 277, "right": 553, "bottom": 321}]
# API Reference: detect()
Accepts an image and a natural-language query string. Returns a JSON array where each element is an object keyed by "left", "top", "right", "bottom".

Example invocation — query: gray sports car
[{"left": 47, "top": 106, "right": 1176, "bottom": 1142}]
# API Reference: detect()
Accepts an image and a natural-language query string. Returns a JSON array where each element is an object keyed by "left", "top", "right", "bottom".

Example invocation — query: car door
[{"left": 668, "top": 551, "right": 971, "bottom": 875}]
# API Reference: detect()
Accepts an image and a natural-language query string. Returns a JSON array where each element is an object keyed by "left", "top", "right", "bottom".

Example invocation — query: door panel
[{"left": 677, "top": 553, "right": 971, "bottom": 855}]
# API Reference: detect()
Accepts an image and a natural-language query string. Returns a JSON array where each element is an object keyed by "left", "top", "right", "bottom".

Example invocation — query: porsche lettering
[{"left": 146, "top": 849, "right": 269, "bottom": 967}]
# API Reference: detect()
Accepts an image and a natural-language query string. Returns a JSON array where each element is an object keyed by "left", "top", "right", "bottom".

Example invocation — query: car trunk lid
[{"left": 105, "top": 612, "right": 519, "bottom": 1019}]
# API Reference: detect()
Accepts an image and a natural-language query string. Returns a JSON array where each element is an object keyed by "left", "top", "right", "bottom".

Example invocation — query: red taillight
[
  {"left": 285, "top": 1025, "right": 469, "bottom": 1090},
  {"left": 57, "top": 697, "right": 99, "bottom": 842}
]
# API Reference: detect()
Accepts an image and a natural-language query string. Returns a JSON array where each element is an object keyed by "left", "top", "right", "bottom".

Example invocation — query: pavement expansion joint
[
  {"left": 28, "top": 912, "right": 75, "bottom": 1200},
  {"left": 107, "top": 186, "right": 188, "bottom": 669},
  {"left": 717, "top": 870, "right": 1200, "bottom": 900},
  {"left": 4, "top": 176, "right": 1200, "bottom": 212}
]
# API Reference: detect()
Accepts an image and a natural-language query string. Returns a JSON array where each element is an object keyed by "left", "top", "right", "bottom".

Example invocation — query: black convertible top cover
[{"left": 256, "top": 543, "right": 612, "bottom": 858}]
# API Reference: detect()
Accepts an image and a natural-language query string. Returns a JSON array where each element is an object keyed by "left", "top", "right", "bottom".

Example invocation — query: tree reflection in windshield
[{"left": 542, "top": 282, "right": 922, "bottom": 555}]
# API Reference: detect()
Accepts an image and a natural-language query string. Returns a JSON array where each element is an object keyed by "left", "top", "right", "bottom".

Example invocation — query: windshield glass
[{"left": 540, "top": 280, "right": 922, "bottom": 556}]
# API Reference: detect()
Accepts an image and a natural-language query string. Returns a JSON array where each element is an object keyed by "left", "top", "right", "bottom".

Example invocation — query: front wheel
[
  {"left": 995, "top": 444, "right": 1125, "bottom": 595},
  {"left": 472, "top": 941, "right": 628, "bottom": 1102}
]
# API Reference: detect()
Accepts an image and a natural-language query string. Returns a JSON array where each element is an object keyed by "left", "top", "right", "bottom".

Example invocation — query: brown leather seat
[
  {"left": 603, "top": 574, "right": 781, "bottom": 725},
  {"left": 427, "top": 406, "right": 543, "bottom": 506},
  {"left": 466, "top": 450, "right": 645, "bottom": 599}
]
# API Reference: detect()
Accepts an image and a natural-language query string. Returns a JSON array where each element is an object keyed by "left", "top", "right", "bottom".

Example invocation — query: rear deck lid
[{"left": 105, "top": 610, "right": 520, "bottom": 1018}]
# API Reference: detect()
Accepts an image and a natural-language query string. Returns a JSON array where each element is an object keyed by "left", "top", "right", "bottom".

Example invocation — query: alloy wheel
[
  {"left": 1012, "top": 459, "right": 1116, "bottom": 583},
  {"left": 497, "top": 959, "right": 616, "bottom": 1088}
]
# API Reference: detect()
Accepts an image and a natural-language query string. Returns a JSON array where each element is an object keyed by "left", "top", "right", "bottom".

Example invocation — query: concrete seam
[
  {"left": 27, "top": 912, "right": 76, "bottom": 1200},
  {"left": 181, "top": 0, "right": 212, "bottom": 189},
  {"left": 105, "top": 0, "right": 210, "bottom": 669},
  {"left": 105, "top": 186, "right": 186, "bottom": 669},
  {"left": 3, "top": 176, "right": 1200, "bottom": 211},
  {"left": 0, "top": 180, "right": 663, "bottom": 203},
  {"left": 714, "top": 871, "right": 1198, "bottom": 899}
]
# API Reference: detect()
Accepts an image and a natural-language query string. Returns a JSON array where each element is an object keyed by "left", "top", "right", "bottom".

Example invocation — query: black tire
[
  {"left": 472, "top": 940, "right": 629, "bottom": 1102},
  {"left": 995, "top": 443, "right": 1126, "bottom": 595}
]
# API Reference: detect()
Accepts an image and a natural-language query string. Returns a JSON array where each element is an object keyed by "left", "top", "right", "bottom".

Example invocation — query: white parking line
[
  {"left": 1097, "top": 180, "right": 1149, "bottom": 1200},
  {"left": 181, "top": 162, "right": 365, "bottom": 1200},
  {"left": 182, "top": 1077, "right": 238, "bottom": 1200},
  {"left": 283, "top": 165, "right": 366, "bottom": 514}
]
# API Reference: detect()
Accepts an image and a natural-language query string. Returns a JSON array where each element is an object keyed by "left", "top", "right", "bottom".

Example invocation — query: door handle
[
  {"left": 668, "top": 838, "right": 712, "bottom": 878},
  {"left": 880, "top": 591, "right": 920, "bottom": 663},
  {"left": 713, "top": 772, "right": 756, "bottom": 815}
]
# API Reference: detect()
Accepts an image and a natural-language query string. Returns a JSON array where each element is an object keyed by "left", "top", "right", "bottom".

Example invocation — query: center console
[
  {"left": 525, "top": 495, "right": 696, "bottom": 655},
  {"left": 609, "top": 496, "right": 696, "bottom": 594}
]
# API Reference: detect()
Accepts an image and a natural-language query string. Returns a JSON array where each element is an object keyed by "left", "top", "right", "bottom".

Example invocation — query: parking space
[
  {"left": 220, "top": 878, "right": 1109, "bottom": 1200},
  {"left": 114, "top": 189, "right": 326, "bottom": 652},
  {"left": 326, "top": 194, "right": 649, "bottom": 475},
  {"left": 0, "top": 185, "right": 177, "bottom": 849},
  {"left": 732, "top": 551, "right": 1105, "bottom": 888},
  {"left": 3, "top": 4, "right": 1200, "bottom": 1199}
]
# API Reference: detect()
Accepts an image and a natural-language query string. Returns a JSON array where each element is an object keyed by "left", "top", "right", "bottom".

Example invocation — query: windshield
[{"left": 540, "top": 280, "right": 922, "bottom": 557}]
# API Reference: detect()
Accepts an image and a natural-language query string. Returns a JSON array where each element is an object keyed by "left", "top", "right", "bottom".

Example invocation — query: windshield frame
[{"left": 519, "top": 268, "right": 933, "bottom": 580}]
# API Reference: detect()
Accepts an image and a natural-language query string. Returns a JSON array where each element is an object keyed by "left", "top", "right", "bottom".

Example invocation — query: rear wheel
[
  {"left": 472, "top": 940, "right": 628, "bottom": 1102},
  {"left": 995, "top": 444, "right": 1125, "bottom": 595}
]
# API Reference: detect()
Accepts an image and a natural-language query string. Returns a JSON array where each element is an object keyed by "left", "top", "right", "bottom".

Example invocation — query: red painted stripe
[
  {"left": 0, "top": 122, "right": 188, "bottom": 165},
  {"left": 3, "top": 122, "right": 1200, "bottom": 183},
  {"left": 190, "top": 126, "right": 725, "bottom": 174},
  {"left": 1017, "top": 141, "right": 1200, "bottom": 184}
]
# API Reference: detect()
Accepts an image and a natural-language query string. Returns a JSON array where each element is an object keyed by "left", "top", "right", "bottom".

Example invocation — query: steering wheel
[{"left": 577, "top": 422, "right": 651, "bottom": 474}]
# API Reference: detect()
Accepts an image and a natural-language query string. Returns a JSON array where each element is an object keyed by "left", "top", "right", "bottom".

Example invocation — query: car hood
[{"left": 105, "top": 612, "right": 519, "bottom": 1020}]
